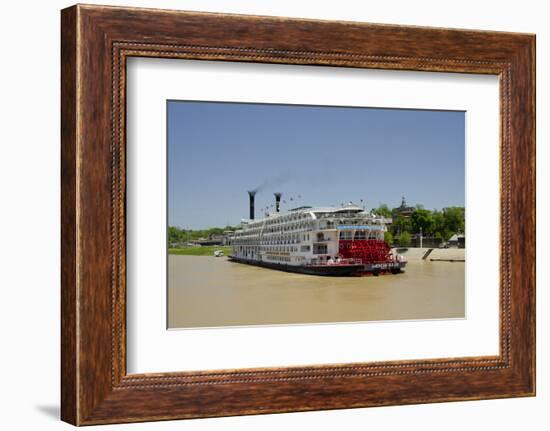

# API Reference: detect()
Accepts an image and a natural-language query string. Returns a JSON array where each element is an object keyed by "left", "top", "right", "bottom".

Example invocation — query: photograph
[{"left": 167, "top": 100, "right": 466, "bottom": 328}]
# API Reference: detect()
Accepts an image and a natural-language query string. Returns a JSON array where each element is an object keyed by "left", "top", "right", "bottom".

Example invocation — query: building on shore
[
  {"left": 447, "top": 234, "right": 465, "bottom": 248},
  {"left": 392, "top": 196, "right": 415, "bottom": 219},
  {"left": 409, "top": 234, "right": 444, "bottom": 248}
]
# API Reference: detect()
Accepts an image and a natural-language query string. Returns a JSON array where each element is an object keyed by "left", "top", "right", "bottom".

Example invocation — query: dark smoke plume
[{"left": 250, "top": 170, "right": 293, "bottom": 193}]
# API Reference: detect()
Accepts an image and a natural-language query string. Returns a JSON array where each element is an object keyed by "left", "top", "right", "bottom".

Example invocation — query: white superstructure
[{"left": 231, "top": 203, "right": 391, "bottom": 267}]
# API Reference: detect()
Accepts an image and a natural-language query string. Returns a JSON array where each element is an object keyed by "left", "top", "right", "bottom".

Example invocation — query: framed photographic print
[{"left": 61, "top": 4, "right": 535, "bottom": 425}]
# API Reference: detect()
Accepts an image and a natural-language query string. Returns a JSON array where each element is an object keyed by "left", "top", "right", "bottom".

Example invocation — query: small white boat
[{"left": 213, "top": 250, "right": 225, "bottom": 257}]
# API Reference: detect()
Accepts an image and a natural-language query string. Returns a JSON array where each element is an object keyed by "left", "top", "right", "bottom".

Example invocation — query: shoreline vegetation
[
  {"left": 168, "top": 204, "right": 465, "bottom": 249},
  {"left": 169, "top": 245, "right": 232, "bottom": 256},
  {"left": 168, "top": 225, "right": 238, "bottom": 243}
]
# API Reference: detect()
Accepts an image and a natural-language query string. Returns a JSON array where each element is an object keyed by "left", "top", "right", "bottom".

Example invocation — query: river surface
[{"left": 168, "top": 255, "right": 465, "bottom": 328}]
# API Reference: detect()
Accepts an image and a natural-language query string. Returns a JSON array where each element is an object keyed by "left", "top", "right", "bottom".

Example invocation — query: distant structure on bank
[
  {"left": 170, "top": 231, "right": 234, "bottom": 248},
  {"left": 447, "top": 234, "right": 465, "bottom": 248},
  {"left": 389, "top": 195, "right": 465, "bottom": 249},
  {"left": 392, "top": 196, "right": 415, "bottom": 219}
]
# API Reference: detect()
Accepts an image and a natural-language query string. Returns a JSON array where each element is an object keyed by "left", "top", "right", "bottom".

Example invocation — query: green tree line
[
  {"left": 168, "top": 225, "right": 239, "bottom": 245},
  {"left": 373, "top": 205, "right": 465, "bottom": 247},
  {"left": 169, "top": 205, "right": 464, "bottom": 248}
]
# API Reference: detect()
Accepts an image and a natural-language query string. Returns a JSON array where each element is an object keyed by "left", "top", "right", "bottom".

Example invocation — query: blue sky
[{"left": 168, "top": 101, "right": 465, "bottom": 229}]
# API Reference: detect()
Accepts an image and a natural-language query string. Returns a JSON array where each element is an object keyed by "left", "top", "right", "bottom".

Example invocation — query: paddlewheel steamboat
[{"left": 229, "top": 192, "right": 406, "bottom": 276}]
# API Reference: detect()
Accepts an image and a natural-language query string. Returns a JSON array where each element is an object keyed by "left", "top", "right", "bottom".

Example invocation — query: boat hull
[
  {"left": 363, "top": 261, "right": 407, "bottom": 274},
  {"left": 228, "top": 256, "right": 364, "bottom": 276}
]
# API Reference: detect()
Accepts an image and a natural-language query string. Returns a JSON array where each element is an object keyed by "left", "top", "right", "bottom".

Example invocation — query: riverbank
[
  {"left": 394, "top": 247, "right": 465, "bottom": 262},
  {"left": 169, "top": 245, "right": 231, "bottom": 256}
]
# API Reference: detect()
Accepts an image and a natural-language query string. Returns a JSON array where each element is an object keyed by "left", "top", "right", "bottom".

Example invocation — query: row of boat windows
[
  {"left": 232, "top": 234, "right": 311, "bottom": 245},
  {"left": 233, "top": 241, "right": 297, "bottom": 246},
  {"left": 245, "top": 211, "right": 388, "bottom": 227},
  {"left": 233, "top": 231, "right": 381, "bottom": 244},
  {"left": 235, "top": 221, "right": 385, "bottom": 239},
  {"left": 319, "top": 219, "right": 381, "bottom": 228},
  {"left": 261, "top": 246, "right": 301, "bottom": 252},
  {"left": 244, "top": 213, "right": 387, "bottom": 234},
  {"left": 235, "top": 246, "right": 301, "bottom": 253},
  {"left": 233, "top": 231, "right": 310, "bottom": 242},
  {"left": 247, "top": 212, "right": 312, "bottom": 229},
  {"left": 243, "top": 244, "right": 342, "bottom": 255},
  {"left": 233, "top": 222, "right": 315, "bottom": 238},
  {"left": 263, "top": 222, "right": 314, "bottom": 233},
  {"left": 339, "top": 231, "right": 380, "bottom": 240},
  {"left": 317, "top": 211, "right": 364, "bottom": 218},
  {"left": 266, "top": 255, "right": 292, "bottom": 263}
]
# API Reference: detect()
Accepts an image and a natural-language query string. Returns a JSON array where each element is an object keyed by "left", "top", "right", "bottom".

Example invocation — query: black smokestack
[
  {"left": 248, "top": 191, "right": 256, "bottom": 219},
  {"left": 274, "top": 193, "right": 282, "bottom": 213}
]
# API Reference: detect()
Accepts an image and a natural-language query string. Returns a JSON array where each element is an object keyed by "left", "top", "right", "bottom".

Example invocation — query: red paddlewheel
[{"left": 339, "top": 239, "right": 394, "bottom": 264}]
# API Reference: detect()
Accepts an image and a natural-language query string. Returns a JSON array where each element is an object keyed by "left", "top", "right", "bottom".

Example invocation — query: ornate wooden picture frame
[{"left": 61, "top": 4, "right": 535, "bottom": 425}]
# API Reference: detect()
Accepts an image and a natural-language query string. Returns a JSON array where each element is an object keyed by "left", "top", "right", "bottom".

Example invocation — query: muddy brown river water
[{"left": 168, "top": 255, "right": 465, "bottom": 328}]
